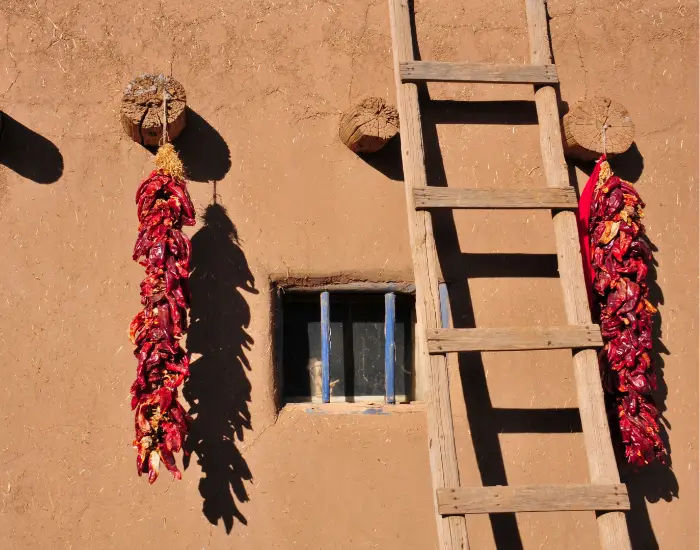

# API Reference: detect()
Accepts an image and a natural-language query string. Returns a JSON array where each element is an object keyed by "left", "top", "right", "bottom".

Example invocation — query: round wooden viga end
[
  {"left": 121, "top": 74, "right": 187, "bottom": 146},
  {"left": 562, "top": 97, "right": 635, "bottom": 161},
  {"left": 339, "top": 97, "right": 399, "bottom": 153}
]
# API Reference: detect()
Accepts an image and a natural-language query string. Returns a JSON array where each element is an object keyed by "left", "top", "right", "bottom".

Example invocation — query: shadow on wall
[
  {"left": 0, "top": 112, "right": 63, "bottom": 183},
  {"left": 175, "top": 108, "right": 232, "bottom": 182},
  {"left": 569, "top": 143, "right": 645, "bottom": 184},
  {"left": 184, "top": 202, "right": 258, "bottom": 533},
  {"left": 353, "top": 99, "right": 545, "bottom": 183},
  {"left": 142, "top": 107, "right": 232, "bottom": 182},
  {"left": 619, "top": 229, "right": 678, "bottom": 550},
  {"left": 422, "top": 88, "right": 547, "bottom": 546},
  {"left": 356, "top": 135, "right": 404, "bottom": 181}
]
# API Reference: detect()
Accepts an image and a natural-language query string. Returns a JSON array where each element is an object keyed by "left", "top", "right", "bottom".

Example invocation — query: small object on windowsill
[
  {"left": 562, "top": 96, "right": 635, "bottom": 161},
  {"left": 121, "top": 74, "right": 187, "bottom": 146},
  {"left": 338, "top": 96, "right": 399, "bottom": 153},
  {"left": 309, "top": 359, "right": 340, "bottom": 403}
]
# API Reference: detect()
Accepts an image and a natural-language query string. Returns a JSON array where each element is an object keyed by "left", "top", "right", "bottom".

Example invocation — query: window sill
[
  {"left": 285, "top": 395, "right": 409, "bottom": 404},
  {"left": 283, "top": 401, "right": 426, "bottom": 415}
]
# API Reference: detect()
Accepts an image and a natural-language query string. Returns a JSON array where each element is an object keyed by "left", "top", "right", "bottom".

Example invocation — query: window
[{"left": 277, "top": 286, "right": 415, "bottom": 403}]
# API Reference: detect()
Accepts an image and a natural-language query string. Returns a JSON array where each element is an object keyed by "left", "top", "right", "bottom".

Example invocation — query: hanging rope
[
  {"left": 601, "top": 123, "right": 609, "bottom": 156},
  {"left": 161, "top": 90, "right": 170, "bottom": 145}
]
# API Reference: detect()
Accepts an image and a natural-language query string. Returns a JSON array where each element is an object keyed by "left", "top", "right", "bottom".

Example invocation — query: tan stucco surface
[{"left": 0, "top": 0, "right": 697, "bottom": 548}]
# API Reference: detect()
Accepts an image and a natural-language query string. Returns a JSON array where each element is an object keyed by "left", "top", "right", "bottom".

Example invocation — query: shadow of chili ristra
[
  {"left": 183, "top": 202, "right": 258, "bottom": 533},
  {"left": 619, "top": 234, "right": 678, "bottom": 549}
]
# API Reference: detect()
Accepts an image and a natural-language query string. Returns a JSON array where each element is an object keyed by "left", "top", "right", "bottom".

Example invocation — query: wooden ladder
[{"left": 387, "top": 1, "right": 632, "bottom": 549}]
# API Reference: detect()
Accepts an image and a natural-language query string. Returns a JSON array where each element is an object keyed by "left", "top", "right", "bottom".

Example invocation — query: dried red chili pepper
[
  {"left": 578, "top": 156, "right": 667, "bottom": 467},
  {"left": 130, "top": 144, "right": 194, "bottom": 483}
]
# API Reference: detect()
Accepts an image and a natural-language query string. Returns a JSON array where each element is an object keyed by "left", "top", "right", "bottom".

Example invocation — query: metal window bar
[
  {"left": 320, "top": 291, "right": 331, "bottom": 403},
  {"left": 319, "top": 290, "right": 399, "bottom": 404},
  {"left": 384, "top": 292, "right": 396, "bottom": 404}
]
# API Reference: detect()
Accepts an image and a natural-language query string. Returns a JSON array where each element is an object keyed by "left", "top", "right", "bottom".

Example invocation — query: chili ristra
[
  {"left": 578, "top": 156, "right": 667, "bottom": 467},
  {"left": 129, "top": 144, "right": 194, "bottom": 483}
]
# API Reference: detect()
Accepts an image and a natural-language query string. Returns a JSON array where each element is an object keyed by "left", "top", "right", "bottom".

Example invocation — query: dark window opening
[{"left": 280, "top": 291, "right": 414, "bottom": 403}]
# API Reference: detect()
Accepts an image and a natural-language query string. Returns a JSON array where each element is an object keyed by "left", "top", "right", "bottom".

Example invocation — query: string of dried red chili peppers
[
  {"left": 129, "top": 143, "right": 195, "bottom": 483},
  {"left": 579, "top": 156, "right": 667, "bottom": 467}
]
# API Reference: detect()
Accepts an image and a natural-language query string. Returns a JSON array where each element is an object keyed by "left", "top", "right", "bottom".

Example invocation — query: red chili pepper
[
  {"left": 580, "top": 157, "right": 667, "bottom": 467},
  {"left": 130, "top": 145, "right": 195, "bottom": 483}
]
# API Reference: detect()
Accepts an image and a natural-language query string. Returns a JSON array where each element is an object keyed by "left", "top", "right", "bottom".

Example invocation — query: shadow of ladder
[{"left": 387, "top": 1, "right": 632, "bottom": 549}]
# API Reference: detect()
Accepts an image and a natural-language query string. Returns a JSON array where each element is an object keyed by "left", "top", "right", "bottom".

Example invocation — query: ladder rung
[
  {"left": 414, "top": 187, "right": 578, "bottom": 209},
  {"left": 437, "top": 484, "right": 630, "bottom": 515},
  {"left": 427, "top": 325, "right": 603, "bottom": 353},
  {"left": 400, "top": 61, "right": 559, "bottom": 84}
]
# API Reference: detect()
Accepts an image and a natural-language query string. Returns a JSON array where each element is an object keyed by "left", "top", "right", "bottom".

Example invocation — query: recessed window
[{"left": 277, "top": 288, "right": 414, "bottom": 403}]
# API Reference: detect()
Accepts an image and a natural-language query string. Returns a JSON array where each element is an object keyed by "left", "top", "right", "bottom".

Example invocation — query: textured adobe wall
[{"left": 0, "top": 0, "right": 696, "bottom": 548}]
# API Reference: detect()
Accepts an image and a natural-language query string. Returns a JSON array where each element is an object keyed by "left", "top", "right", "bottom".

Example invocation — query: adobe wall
[{"left": 0, "top": 0, "right": 697, "bottom": 548}]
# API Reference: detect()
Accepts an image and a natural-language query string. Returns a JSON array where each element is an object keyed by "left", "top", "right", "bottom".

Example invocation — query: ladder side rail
[
  {"left": 524, "top": 1, "right": 632, "bottom": 549},
  {"left": 388, "top": 1, "right": 469, "bottom": 549}
]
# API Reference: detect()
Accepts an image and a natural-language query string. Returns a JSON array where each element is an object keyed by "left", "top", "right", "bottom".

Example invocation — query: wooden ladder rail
[
  {"left": 388, "top": 1, "right": 469, "bottom": 549},
  {"left": 389, "top": 0, "right": 632, "bottom": 548},
  {"left": 525, "top": 1, "right": 631, "bottom": 548}
]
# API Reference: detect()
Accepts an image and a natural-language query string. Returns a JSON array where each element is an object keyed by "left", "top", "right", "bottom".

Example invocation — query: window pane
[
  {"left": 281, "top": 291, "right": 413, "bottom": 401},
  {"left": 332, "top": 294, "right": 385, "bottom": 398},
  {"left": 282, "top": 297, "right": 319, "bottom": 398}
]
